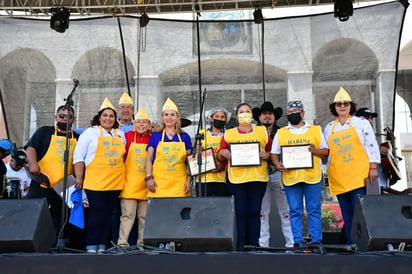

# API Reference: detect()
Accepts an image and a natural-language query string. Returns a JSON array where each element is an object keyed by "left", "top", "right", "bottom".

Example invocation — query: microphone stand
[
  {"left": 191, "top": 89, "right": 207, "bottom": 197},
  {"left": 191, "top": 8, "right": 206, "bottom": 198},
  {"left": 55, "top": 79, "right": 79, "bottom": 252}
]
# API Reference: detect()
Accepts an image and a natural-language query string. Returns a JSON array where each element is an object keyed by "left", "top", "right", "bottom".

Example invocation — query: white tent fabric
[{"left": 0, "top": 1, "right": 407, "bottom": 147}]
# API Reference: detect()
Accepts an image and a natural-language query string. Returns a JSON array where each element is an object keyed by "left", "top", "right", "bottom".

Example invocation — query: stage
[
  {"left": 1, "top": 246, "right": 412, "bottom": 274},
  {"left": 2, "top": 196, "right": 412, "bottom": 273}
]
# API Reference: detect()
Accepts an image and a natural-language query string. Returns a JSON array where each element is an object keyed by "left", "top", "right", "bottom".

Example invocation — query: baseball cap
[{"left": 355, "top": 107, "right": 378, "bottom": 118}]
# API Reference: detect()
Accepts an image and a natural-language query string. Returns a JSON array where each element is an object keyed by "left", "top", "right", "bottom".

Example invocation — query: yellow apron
[
  {"left": 38, "top": 127, "right": 77, "bottom": 187},
  {"left": 277, "top": 125, "right": 323, "bottom": 186},
  {"left": 149, "top": 131, "right": 189, "bottom": 198},
  {"left": 83, "top": 126, "right": 126, "bottom": 191},
  {"left": 199, "top": 129, "right": 226, "bottom": 183},
  {"left": 327, "top": 118, "right": 369, "bottom": 196},
  {"left": 120, "top": 132, "right": 148, "bottom": 200},
  {"left": 224, "top": 126, "right": 269, "bottom": 184}
]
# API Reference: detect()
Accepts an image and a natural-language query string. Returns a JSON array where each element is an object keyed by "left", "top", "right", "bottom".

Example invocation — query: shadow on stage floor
[{"left": 1, "top": 245, "right": 412, "bottom": 274}]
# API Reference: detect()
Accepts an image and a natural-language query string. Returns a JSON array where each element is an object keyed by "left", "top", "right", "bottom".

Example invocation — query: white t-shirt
[{"left": 6, "top": 163, "right": 31, "bottom": 198}]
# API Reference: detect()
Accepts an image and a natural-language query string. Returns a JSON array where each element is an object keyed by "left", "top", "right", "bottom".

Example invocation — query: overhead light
[
  {"left": 140, "top": 13, "right": 150, "bottom": 27},
  {"left": 50, "top": 7, "right": 70, "bottom": 33},
  {"left": 334, "top": 0, "right": 353, "bottom": 22},
  {"left": 253, "top": 9, "right": 263, "bottom": 24}
]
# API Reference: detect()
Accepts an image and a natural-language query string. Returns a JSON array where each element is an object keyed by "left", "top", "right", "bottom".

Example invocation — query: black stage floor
[{"left": 1, "top": 246, "right": 412, "bottom": 274}]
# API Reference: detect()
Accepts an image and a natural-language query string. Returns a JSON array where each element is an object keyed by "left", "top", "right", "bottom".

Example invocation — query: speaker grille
[{"left": 144, "top": 197, "right": 236, "bottom": 251}]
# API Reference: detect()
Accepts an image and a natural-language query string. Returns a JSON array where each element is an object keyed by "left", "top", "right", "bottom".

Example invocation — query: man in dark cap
[
  {"left": 272, "top": 100, "right": 329, "bottom": 248},
  {"left": 0, "top": 139, "right": 14, "bottom": 198},
  {"left": 5, "top": 150, "right": 30, "bottom": 198},
  {"left": 355, "top": 107, "right": 378, "bottom": 125},
  {"left": 256, "top": 102, "right": 293, "bottom": 248}
]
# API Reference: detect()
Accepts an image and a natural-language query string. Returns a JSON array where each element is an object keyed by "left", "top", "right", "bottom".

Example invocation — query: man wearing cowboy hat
[{"left": 256, "top": 102, "right": 293, "bottom": 248}]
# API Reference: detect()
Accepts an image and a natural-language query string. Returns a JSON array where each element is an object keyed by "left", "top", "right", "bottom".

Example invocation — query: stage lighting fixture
[
  {"left": 140, "top": 13, "right": 150, "bottom": 27},
  {"left": 50, "top": 7, "right": 70, "bottom": 33},
  {"left": 253, "top": 9, "right": 263, "bottom": 24},
  {"left": 334, "top": 0, "right": 353, "bottom": 22}
]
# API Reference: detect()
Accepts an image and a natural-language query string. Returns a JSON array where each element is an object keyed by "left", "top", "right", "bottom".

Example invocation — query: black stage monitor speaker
[
  {"left": 351, "top": 195, "right": 412, "bottom": 251},
  {"left": 0, "top": 198, "right": 56, "bottom": 253},
  {"left": 144, "top": 197, "right": 236, "bottom": 252}
]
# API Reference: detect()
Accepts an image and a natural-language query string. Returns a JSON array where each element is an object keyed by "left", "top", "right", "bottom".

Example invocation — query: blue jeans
[
  {"left": 284, "top": 181, "right": 322, "bottom": 245},
  {"left": 85, "top": 190, "right": 121, "bottom": 249},
  {"left": 337, "top": 187, "right": 366, "bottom": 244},
  {"left": 225, "top": 181, "right": 267, "bottom": 250}
]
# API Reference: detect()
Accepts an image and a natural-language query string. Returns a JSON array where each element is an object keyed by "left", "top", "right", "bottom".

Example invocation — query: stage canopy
[
  {"left": 0, "top": 1, "right": 408, "bottom": 147},
  {"left": 0, "top": 0, "right": 382, "bottom": 16}
]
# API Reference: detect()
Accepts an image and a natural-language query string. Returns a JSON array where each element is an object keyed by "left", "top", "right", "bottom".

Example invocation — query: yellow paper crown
[
  {"left": 100, "top": 97, "right": 116, "bottom": 111},
  {"left": 119, "top": 92, "right": 134, "bottom": 105},
  {"left": 333, "top": 87, "right": 352, "bottom": 102},
  {"left": 162, "top": 97, "right": 179, "bottom": 113},
  {"left": 135, "top": 107, "right": 151, "bottom": 121}
]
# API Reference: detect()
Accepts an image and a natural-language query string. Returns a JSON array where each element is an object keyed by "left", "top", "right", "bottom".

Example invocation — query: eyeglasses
[
  {"left": 335, "top": 102, "right": 350, "bottom": 107},
  {"left": 120, "top": 106, "right": 134, "bottom": 110},
  {"left": 58, "top": 113, "right": 73, "bottom": 119}
]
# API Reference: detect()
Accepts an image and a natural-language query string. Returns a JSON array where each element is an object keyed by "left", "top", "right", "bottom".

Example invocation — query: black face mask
[
  {"left": 287, "top": 113, "right": 302, "bottom": 125},
  {"left": 56, "top": 122, "right": 72, "bottom": 131},
  {"left": 213, "top": 119, "right": 226, "bottom": 129}
]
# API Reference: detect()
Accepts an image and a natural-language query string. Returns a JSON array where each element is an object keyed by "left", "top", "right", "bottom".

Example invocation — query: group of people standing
[{"left": 10, "top": 85, "right": 386, "bottom": 253}]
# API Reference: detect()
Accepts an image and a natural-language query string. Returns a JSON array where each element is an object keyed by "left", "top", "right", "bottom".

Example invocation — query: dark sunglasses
[
  {"left": 335, "top": 102, "right": 350, "bottom": 107},
  {"left": 58, "top": 113, "right": 73, "bottom": 119}
]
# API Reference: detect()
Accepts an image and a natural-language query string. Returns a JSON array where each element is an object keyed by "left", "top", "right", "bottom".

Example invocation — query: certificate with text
[
  {"left": 230, "top": 142, "right": 261, "bottom": 167},
  {"left": 187, "top": 148, "right": 217, "bottom": 176},
  {"left": 281, "top": 144, "right": 313, "bottom": 169}
]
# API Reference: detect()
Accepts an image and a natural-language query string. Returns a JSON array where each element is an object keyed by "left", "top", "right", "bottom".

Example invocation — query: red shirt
[{"left": 125, "top": 131, "right": 151, "bottom": 158}]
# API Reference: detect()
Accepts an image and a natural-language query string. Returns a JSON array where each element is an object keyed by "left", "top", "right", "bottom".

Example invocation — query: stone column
[
  {"left": 55, "top": 79, "right": 75, "bottom": 109},
  {"left": 135, "top": 75, "right": 162, "bottom": 122},
  {"left": 287, "top": 71, "right": 314, "bottom": 123},
  {"left": 375, "top": 69, "right": 396, "bottom": 133}
]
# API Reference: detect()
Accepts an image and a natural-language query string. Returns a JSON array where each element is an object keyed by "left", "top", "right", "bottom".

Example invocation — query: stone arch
[
  {"left": 0, "top": 48, "right": 56, "bottom": 146},
  {"left": 312, "top": 38, "right": 379, "bottom": 128},
  {"left": 159, "top": 59, "right": 288, "bottom": 127},
  {"left": 397, "top": 40, "right": 412, "bottom": 125},
  {"left": 72, "top": 47, "right": 136, "bottom": 128}
]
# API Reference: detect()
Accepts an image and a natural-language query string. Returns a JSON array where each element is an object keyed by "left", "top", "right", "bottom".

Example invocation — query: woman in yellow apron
[
  {"left": 217, "top": 103, "right": 271, "bottom": 251},
  {"left": 195, "top": 106, "right": 230, "bottom": 197},
  {"left": 118, "top": 108, "right": 151, "bottom": 247},
  {"left": 146, "top": 98, "right": 192, "bottom": 198},
  {"left": 73, "top": 98, "right": 126, "bottom": 253},
  {"left": 324, "top": 87, "right": 380, "bottom": 244}
]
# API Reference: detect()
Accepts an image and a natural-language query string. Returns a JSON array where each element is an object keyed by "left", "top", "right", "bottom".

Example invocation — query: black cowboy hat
[{"left": 254, "top": 102, "right": 283, "bottom": 121}]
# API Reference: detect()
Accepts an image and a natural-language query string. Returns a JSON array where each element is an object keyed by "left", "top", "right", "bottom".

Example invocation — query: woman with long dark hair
[{"left": 73, "top": 98, "right": 126, "bottom": 253}]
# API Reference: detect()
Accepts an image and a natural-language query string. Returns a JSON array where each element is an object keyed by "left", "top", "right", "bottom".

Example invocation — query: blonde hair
[{"left": 160, "top": 110, "right": 183, "bottom": 134}]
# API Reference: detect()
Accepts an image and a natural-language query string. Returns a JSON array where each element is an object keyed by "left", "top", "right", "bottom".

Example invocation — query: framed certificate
[
  {"left": 281, "top": 144, "right": 313, "bottom": 169},
  {"left": 187, "top": 148, "right": 217, "bottom": 176},
  {"left": 230, "top": 142, "right": 261, "bottom": 167}
]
